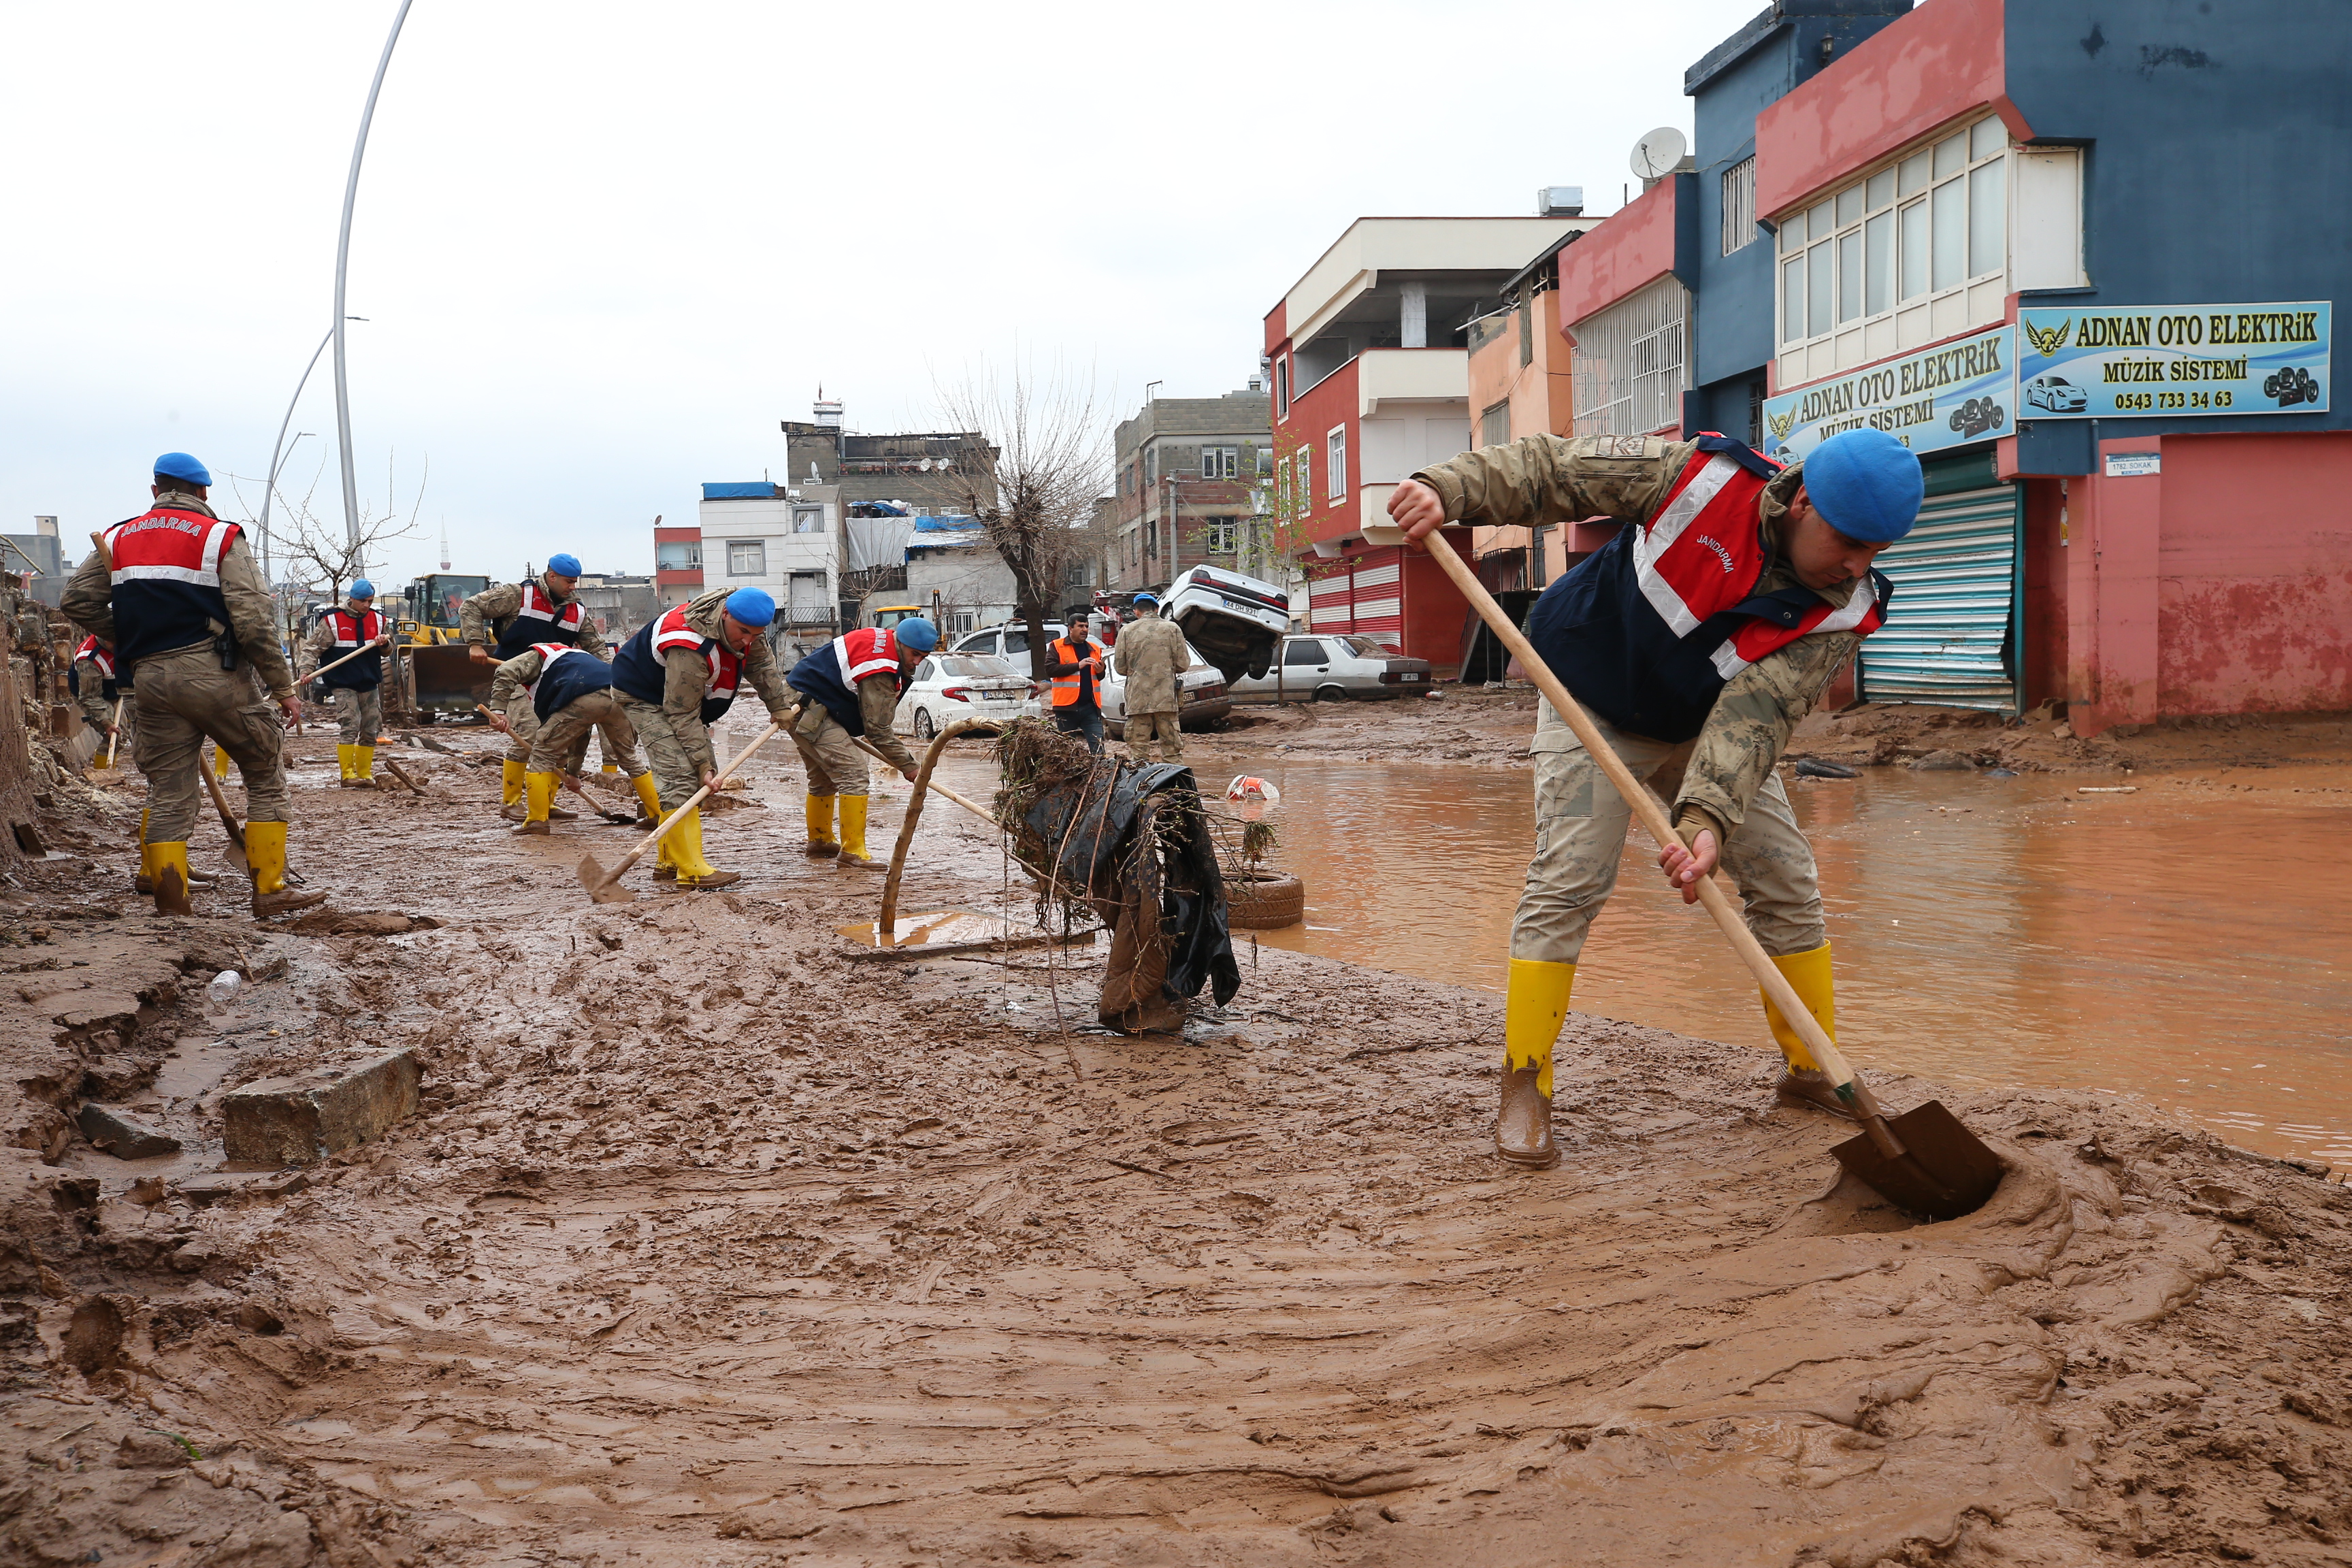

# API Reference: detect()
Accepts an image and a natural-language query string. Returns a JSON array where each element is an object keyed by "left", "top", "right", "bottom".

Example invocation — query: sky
[{"left": 1, "top": 0, "right": 1764, "bottom": 589}]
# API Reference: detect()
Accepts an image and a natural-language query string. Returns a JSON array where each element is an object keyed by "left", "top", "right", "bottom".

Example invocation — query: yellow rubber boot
[
  {"left": 337, "top": 743, "right": 356, "bottom": 783},
  {"left": 500, "top": 757, "right": 526, "bottom": 820},
  {"left": 1761, "top": 943, "right": 1855, "bottom": 1118},
  {"left": 837, "top": 793, "right": 882, "bottom": 869},
  {"left": 666, "top": 808, "right": 740, "bottom": 889},
  {"left": 804, "top": 793, "right": 839, "bottom": 858},
  {"left": 630, "top": 773, "right": 662, "bottom": 826},
  {"left": 1498, "top": 958, "right": 1575, "bottom": 1169},
  {"left": 246, "top": 820, "right": 326, "bottom": 917},
  {"left": 148, "top": 842, "right": 195, "bottom": 915},
  {"left": 517, "top": 771, "right": 558, "bottom": 834},
  {"left": 355, "top": 744, "right": 376, "bottom": 785}
]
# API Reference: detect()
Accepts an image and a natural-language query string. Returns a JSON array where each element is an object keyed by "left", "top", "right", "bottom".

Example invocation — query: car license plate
[{"left": 1401, "top": 672, "right": 1424, "bottom": 681}]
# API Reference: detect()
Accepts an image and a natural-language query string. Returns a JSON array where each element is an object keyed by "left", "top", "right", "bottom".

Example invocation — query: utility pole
[{"left": 331, "top": 0, "right": 416, "bottom": 572}]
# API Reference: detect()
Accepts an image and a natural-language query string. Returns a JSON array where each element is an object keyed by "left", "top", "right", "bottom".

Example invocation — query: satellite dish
[{"left": 1630, "top": 127, "right": 1688, "bottom": 180}]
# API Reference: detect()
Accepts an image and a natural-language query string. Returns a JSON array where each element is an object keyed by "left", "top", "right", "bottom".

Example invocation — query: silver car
[
  {"left": 893, "top": 652, "right": 1041, "bottom": 740},
  {"left": 950, "top": 621, "right": 1232, "bottom": 734},
  {"left": 1227, "top": 634, "right": 1434, "bottom": 702}
]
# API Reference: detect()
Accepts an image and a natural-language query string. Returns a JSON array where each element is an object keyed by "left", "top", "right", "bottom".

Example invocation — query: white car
[
  {"left": 950, "top": 621, "right": 1232, "bottom": 735},
  {"left": 1161, "top": 564, "right": 1290, "bottom": 683},
  {"left": 892, "top": 652, "right": 1041, "bottom": 740}
]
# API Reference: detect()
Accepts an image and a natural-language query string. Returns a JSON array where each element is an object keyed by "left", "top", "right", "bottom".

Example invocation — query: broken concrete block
[
  {"left": 76, "top": 1104, "right": 182, "bottom": 1159},
  {"left": 222, "top": 1049, "right": 421, "bottom": 1166}
]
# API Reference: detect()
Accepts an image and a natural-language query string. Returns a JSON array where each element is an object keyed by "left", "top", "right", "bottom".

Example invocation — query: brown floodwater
[{"left": 1214, "top": 759, "right": 2352, "bottom": 1169}]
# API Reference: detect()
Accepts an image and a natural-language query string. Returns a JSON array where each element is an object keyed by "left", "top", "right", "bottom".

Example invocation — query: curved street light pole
[
  {"left": 331, "top": 0, "right": 416, "bottom": 572},
  {"left": 259, "top": 326, "right": 336, "bottom": 583}
]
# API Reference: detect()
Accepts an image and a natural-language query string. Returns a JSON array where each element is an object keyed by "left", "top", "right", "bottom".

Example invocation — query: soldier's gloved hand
[
  {"left": 1387, "top": 478, "right": 1448, "bottom": 542},
  {"left": 1657, "top": 827, "right": 1718, "bottom": 905}
]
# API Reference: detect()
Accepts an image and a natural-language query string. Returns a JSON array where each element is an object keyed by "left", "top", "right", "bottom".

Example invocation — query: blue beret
[
  {"left": 349, "top": 578, "right": 376, "bottom": 599},
  {"left": 153, "top": 452, "right": 212, "bottom": 487},
  {"left": 724, "top": 587, "right": 775, "bottom": 627},
  {"left": 546, "top": 553, "right": 583, "bottom": 578},
  {"left": 894, "top": 616, "right": 938, "bottom": 653},
  {"left": 1800, "top": 429, "right": 1924, "bottom": 543}
]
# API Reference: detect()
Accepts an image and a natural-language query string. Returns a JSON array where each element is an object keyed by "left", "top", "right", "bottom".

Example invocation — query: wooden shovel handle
[
  {"left": 308, "top": 635, "right": 393, "bottom": 682},
  {"left": 602, "top": 720, "right": 785, "bottom": 880},
  {"left": 851, "top": 734, "right": 995, "bottom": 825},
  {"left": 1405, "top": 527, "right": 1882, "bottom": 1117},
  {"left": 104, "top": 698, "right": 123, "bottom": 768},
  {"left": 198, "top": 747, "right": 245, "bottom": 848}
]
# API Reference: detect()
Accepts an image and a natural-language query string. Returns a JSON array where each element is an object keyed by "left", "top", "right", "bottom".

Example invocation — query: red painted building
[
  {"left": 1263, "top": 216, "right": 1595, "bottom": 671},
  {"left": 653, "top": 517, "right": 702, "bottom": 608}
]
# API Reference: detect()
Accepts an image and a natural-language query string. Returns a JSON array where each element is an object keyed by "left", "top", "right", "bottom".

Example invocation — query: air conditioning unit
[{"left": 1537, "top": 186, "right": 1584, "bottom": 217}]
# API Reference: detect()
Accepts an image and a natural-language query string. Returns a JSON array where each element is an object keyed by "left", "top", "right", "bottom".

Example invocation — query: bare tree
[
  {"left": 938, "top": 364, "right": 1113, "bottom": 676},
  {"left": 230, "top": 450, "right": 426, "bottom": 663}
]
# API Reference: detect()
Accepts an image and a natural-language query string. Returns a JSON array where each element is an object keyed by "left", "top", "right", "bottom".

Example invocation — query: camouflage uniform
[
  {"left": 790, "top": 677, "right": 915, "bottom": 798},
  {"left": 459, "top": 577, "right": 608, "bottom": 765},
  {"left": 304, "top": 613, "right": 384, "bottom": 745},
  {"left": 617, "top": 587, "right": 798, "bottom": 809},
  {"left": 1111, "top": 610, "right": 1191, "bottom": 762},
  {"left": 72, "top": 645, "right": 135, "bottom": 753},
  {"left": 1411, "top": 434, "right": 1861, "bottom": 964},
  {"left": 488, "top": 648, "right": 649, "bottom": 781},
  {"left": 59, "top": 491, "right": 297, "bottom": 841}
]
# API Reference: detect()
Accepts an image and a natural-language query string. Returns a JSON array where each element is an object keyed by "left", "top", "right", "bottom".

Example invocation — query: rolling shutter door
[
  {"left": 1859, "top": 481, "right": 2021, "bottom": 712},
  {"left": 1308, "top": 572, "right": 1353, "bottom": 634},
  {"left": 1350, "top": 560, "right": 1402, "bottom": 646}
]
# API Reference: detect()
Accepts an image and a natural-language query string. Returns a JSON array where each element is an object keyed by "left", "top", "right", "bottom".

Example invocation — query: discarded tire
[{"left": 1226, "top": 870, "right": 1305, "bottom": 930}]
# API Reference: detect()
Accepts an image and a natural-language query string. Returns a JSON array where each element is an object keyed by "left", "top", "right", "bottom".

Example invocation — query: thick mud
[{"left": 7, "top": 720, "right": 2352, "bottom": 1566}]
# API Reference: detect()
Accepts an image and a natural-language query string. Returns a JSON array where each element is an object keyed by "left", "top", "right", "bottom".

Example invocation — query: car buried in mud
[{"left": 1226, "top": 633, "right": 1432, "bottom": 702}]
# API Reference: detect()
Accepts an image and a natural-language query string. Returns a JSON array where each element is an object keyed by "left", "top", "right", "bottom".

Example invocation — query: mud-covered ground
[{"left": 7, "top": 719, "right": 2352, "bottom": 1567}]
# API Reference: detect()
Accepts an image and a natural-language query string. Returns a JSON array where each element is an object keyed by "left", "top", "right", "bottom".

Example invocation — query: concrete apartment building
[
  {"left": 781, "top": 397, "right": 992, "bottom": 518},
  {"left": 694, "top": 481, "right": 843, "bottom": 661},
  {"left": 1109, "top": 386, "right": 1273, "bottom": 595},
  {"left": 1463, "top": 225, "right": 1586, "bottom": 595},
  {"left": 1262, "top": 214, "right": 1597, "bottom": 662}
]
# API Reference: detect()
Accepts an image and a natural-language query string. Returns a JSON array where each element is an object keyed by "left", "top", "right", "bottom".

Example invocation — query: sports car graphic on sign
[{"left": 2025, "top": 376, "right": 2090, "bottom": 414}]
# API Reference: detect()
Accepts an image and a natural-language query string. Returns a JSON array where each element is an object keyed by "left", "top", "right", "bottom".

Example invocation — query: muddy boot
[
  {"left": 666, "top": 808, "right": 740, "bottom": 890},
  {"left": 836, "top": 794, "right": 883, "bottom": 870},
  {"left": 631, "top": 774, "right": 663, "bottom": 828},
  {"left": 148, "top": 843, "right": 196, "bottom": 917},
  {"left": 803, "top": 792, "right": 839, "bottom": 858},
  {"left": 1759, "top": 944, "right": 1853, "bottom": 1120},
  {"left": 1496, "top": 958, "right": 1573, "bottom": 1170},
  {"left": 499, "top": 757, "right": 526, "bottom": 820},
  {"left": 246, "top": 821, "right": 328, "bottom": 918},
  {"left": 1496, "top": 1066, "right": 1560, "bottom": 1169},
  {"left": 1776, "top": 1067, "right": 1858, "bottom": 1120},
  {"left": 514, "top": 771, "right": 557, "bottom": 836}
]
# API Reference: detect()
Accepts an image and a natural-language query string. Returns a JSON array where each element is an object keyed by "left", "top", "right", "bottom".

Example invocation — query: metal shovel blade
[
  {"left": 575, "top": 852, "right": 636, "bottom": 904},
  {"left": 1831, "top": 1100, "right": 2004, "bottom": 1222}
]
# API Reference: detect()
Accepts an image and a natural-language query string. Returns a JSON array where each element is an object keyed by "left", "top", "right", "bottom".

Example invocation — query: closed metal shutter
[{"left": 1859, "top": 481, "right": 2021, "bottom": 712}]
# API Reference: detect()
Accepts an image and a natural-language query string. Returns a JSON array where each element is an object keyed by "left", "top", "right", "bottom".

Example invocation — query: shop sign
[
  {"left": 2018, "top": 301, "right": 2330, "bottom": 418},
  {"left": 1761, "top": 326, "right": 2013, "bottom": 464}
]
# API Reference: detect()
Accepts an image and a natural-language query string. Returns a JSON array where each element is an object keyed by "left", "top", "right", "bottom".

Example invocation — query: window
[
  {"left": 1480, "top": 399, "right": 1512, "bottom": 448},
  {"left": 1284, "top": 638, "right": 1328, "bottom": 666},
  {"left": 1144, "top": 446, "right": 1158, "bottom": 487},
  {"left": 1275, "top": 454, "right": 1292, "bottom": 521},
  {"left": 1275, "top": 356, "right": 1289, "bottom": 419},
  {"left": 726, "top": 540, "right": 764, "bottom": 576},
  {"left": 1570, "top": 275, "right": 1691, "bottom": 438},
  {"left": 1531, "top": 523, "right": 1552, "bottom": 589},
  {"left": 1200, "top": 445, "right": 1238, "bottom": 479},
  {"left": 655, "top": 540, "right": 700, "bottom": 572},
  {"left": 1720, "top": 156, "right": 1757, "bottom": 255},
  {"left": 1205, "top": 519, "right": 1237, "bottom": 554},
  {"left": 1326, "top": 427, "right": 1346, "bottom": 499},
  {"left": 1065, "top": 559, "right": 1092, "bottom": 587},
  {"left": 1295, "top": 448, "right": 1311, "bottom": 514},
  {"left": 791, "top": 506, "right": 825, "bottom": 534},
  {"left": 1777, "top": 115, "right": 2010, "bottom": 359}
]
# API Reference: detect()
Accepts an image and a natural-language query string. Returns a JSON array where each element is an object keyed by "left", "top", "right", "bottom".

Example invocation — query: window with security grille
[
  {"left": 1570, "top": 275, "right": 1691, "bottom": 438},
  {"left": 1480, "top": 400, "right": 1511, "bottom": 448},
  {"left": 1721, "top": 157, "right": 1757, "bottom": 255}
]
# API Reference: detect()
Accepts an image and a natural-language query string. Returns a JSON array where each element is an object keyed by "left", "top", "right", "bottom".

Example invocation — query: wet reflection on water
[{"left": 1226, "top": 760, "right": 2352, "bottom": 1168}]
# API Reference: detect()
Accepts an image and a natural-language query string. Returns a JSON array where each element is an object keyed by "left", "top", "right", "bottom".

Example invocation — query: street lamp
[{"left": 331, "top": 0, "right": 416, "bottom": 572}]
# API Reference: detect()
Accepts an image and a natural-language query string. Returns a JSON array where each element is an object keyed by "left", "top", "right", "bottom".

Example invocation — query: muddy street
[{"left": 10, "top": 713, "right": 2352, "bottom": 1566}]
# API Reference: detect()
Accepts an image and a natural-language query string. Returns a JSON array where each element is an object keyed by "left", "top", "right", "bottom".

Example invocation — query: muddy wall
[{"left": 0, "top": 593, "right": 48, "bottom": 862}]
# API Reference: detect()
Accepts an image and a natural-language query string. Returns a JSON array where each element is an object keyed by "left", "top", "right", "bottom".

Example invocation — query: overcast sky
[{"left": 2, "top": 0, "right": 1761, "bottom": 589}]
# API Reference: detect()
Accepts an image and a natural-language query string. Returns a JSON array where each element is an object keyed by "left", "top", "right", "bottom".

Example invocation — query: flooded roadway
[{"left": 1216, "top": 757, "right": 2352, "bottom": 1169}]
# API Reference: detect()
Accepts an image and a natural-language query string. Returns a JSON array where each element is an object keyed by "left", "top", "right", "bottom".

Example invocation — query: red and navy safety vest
[
  {"left": 491, "top": 580, "right": 587, "bottom": 659},
  {"left": 1524, "top": 434, "right": 1891, "bottom": 743},
  {"left": 320, "top": 605, "right": 386, "bottom": 690},
  {"left": 72, "top": 636, "right": 122, "bottom": 700},
  {"left": 102, "top": 508, "right": 244, "bottom": 668},
  {"left": 611, "top": 603, "right": 742, "bottom": 725},
  {"left": 786, "top": 627, "right": 904, "bottom": 737},
  {"left": 522, "top": 641, "right": 615, "bottom": 723}
]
